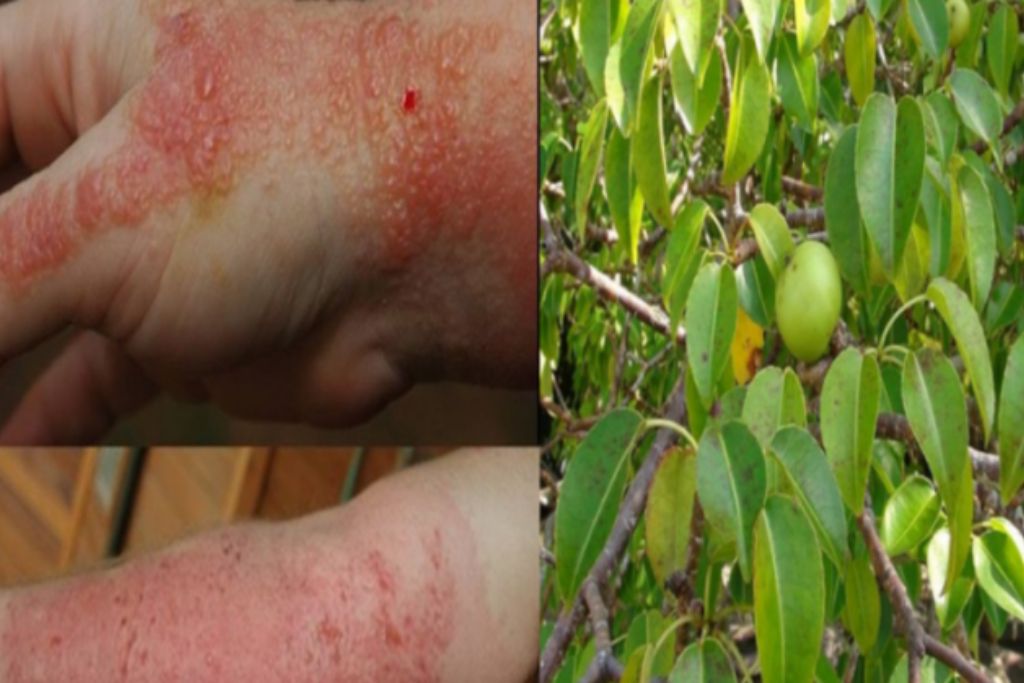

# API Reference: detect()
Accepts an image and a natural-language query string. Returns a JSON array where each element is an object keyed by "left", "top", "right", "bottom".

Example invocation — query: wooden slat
[{"left": 222, "top": 448, "right": 271, "bottom": 521}]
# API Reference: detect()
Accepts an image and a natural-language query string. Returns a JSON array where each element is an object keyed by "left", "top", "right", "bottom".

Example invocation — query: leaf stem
[
  {"left": 878, "top": 294, "right": 927, "bottom": 356},
  {"left": 645, "top": 418, "right": 700, "bottom": 451}
]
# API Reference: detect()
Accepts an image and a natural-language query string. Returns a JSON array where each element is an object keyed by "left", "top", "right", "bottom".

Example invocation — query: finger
[
  {"left": 0, "top": 0, "right": 154, "bottom": 169},
  {"left": 0, "top": 331, "right": 157, "bottom": 445}
]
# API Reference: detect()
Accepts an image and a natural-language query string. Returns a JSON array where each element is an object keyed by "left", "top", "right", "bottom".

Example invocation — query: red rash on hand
[
  {"left": 0, "top": 0, "right": 534, "bottom": 282},
  {"left": 1, "top": 522, "right": 459, "bottom": 682}
]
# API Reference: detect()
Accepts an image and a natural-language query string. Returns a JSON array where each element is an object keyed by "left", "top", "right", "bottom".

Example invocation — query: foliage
[{"left": 540, "top": 0, "right": 1024, "bottom": 680}]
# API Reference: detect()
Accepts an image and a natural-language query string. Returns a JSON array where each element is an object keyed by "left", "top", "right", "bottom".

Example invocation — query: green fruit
[
  {"left": 775, "top": 241, "right": 842, "bottom": 363},
  {"left": 947, "top": 0, "right": 970, "bottom": 48}
]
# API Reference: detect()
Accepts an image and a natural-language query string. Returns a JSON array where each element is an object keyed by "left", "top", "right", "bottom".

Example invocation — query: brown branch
[
  {"left": 857, "top": 505, "right": 926, "bottom": 682},
  {"left": 781, "top": 176, "right": 823, "bottom": 203},
  {"left": 578, "top": 580, "right": 623, "bottom": 683},
  {"left": 971, "top": 98, "right": 1024, "bottom": 154},
  {"left": 539, "top": 382, "right": 688, "bottom": 683},
  {"left": 923, "top": 634, "right": 992, "bottom": 683}
]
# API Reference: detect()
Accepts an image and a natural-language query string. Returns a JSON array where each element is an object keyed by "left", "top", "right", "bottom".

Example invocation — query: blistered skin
[
  {"left": 0, "top": 0, "right": 534, "bottom": 283},
  {"left": 0, "top": 493, "right": 475, "bottom": 682}
]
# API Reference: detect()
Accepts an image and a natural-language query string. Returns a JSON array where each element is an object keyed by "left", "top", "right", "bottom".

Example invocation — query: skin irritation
[
  {"left": 0, "top": 0, "right": 533, "bottom": 282},
  {"left": 1, "top": 520, "right": 458, "bottom": 682}
]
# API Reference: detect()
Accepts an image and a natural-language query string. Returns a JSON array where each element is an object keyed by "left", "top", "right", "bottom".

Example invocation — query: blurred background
[{"left": 0, "top": 447, "right": 448, "bottom": 586}]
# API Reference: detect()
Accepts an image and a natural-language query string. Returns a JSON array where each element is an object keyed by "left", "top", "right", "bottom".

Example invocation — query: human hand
[{"left": 0, "top": 0, "right": 536, "bottom": 443}]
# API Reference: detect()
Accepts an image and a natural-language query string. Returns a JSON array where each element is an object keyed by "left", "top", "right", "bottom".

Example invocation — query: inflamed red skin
[
  {"left": 0, "top": 450, "right": 539, "bottom": 683},
  {"left": 0, "top": 0, "right": 535, "bottom": 438}
]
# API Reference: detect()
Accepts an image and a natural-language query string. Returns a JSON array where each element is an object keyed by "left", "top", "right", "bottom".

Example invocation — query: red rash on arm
[
  {"left": 0, "top": 0, "right": 534, "bottom": 283},
  {"left": 0, "top": 489, "right": 481, "bottom": 683}
]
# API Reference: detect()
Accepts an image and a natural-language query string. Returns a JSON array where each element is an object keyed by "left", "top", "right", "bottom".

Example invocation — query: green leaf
[
  {"left": 618, "top": 0, "right": 664, "bottom": 133},
  {"left": 776, "top": 33, "right": 818, "bottom": 129},
  {"left": 856, "top": 94, "right": 925, "bottom": 274},
  {"left": 949, "top": 68, "right": 1002, "bottom": 150},
  {"left": 645, "top": 447, "right": 698, "bottom": 587},
  {"left": 668, "top": 0, "right": 719, "bottom": 81},
  {"left": 770, "top": 426, "right": 849, "bottom": 567},
  {"left": 927, "top": 527, "right": 974, "bottom": 630},
  {"left": 625, "top": 609, "right": 676, "bottom": 676},
  {"left": 633, "top": 73, "right": 672, "bottom": 226},
  {"left": 906, "top": 0, "right": 948, "bottom": 60},
  {"left": 740, "top": 0, "right": 781, "bottom": 62},
  {"left": 821, "top": 348, "right": 882, "bottom": 514},
  {"left": 844, "top": 13, "right": 876, "bottom": 108},
  {"left": 747, "top": 204, "right": 795, "bottom": 280},
  {"left": 920, "top": 159, "right": 952, "bottom": 277},
  {"left": 986, "top": 5, "right": 1018, "bottom": 97},
  {"left": 842, "top": 552, "right": 880, "bottom": 653},
  {"left": 579, "top": 0, "right": 612, "bottom": 95},
  {"left": 901, "top": 348, "right": 968, "bottom": 508},
  {"left": 880, "top": 474, "right": 941, "bottom": 556},
  {"left": 574, "top": 100, "right": 609, "bottom": 236},
  {"left": 555, "top": 409, "right": 645, "bottom": 599},
  {"left": 736, "top": 253, "right": 776, "bottom": 328},
  {"left": 973, "top": 521, "right": 1024, "bottom": 621},
  {"left": 753, "top": 495, "right": 825, "bottom": 683},
  {"left": 946, "top": 456, "right": 975, "bottom": 594},
  {"left": 605, "top": 42, "right": 628, "bottom": 130},
  {"left": 664, "top": 201, "right": 708, "bottom": 331},
  {"left": 922, "top": 92, "right": 959, "bottom": 166},
  {"left": 686, "top": 262, "right": 738, "bottom": 409},
  {"left": 742, "top": 367, "right": 806, "bottom": 449},
  {"left": 670, "top": 638, "right": 736, "bottom": 683},
  {"left": 794, "top": 0, "right": 830, "bottom": 57},
  {"left": 998, "top": 335, "right": 1024, "bottom": 505},
  {"left": 722, "top": 38, "right": 772, "bottom": 184},
  {"left": 957, "top": 164, "right": 995, "bottom": 311},
  {"left": 669, "top": 37, "right": 722, "bottom": 136},
  {"left": 605, "top": 125, "right": 644, "bottom": 264},
  {"left": 926, "top": 278, "right": 996, "bottom": 442},
  {"left": 697, "top": 420, "right": 767, "bottom": 581},
  {"left": 824, "top": 125, "right": 870, "bottom": 295}
]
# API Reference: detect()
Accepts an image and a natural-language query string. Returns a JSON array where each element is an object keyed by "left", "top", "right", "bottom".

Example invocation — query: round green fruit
[
  {"left": 947, "top": 0, "right": 970, "bottom": 49},
  {"left": 775, "top": 241, "right": 842, "bottom": 363}
]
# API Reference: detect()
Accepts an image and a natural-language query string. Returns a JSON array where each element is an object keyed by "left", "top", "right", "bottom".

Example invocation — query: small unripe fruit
[
  {"left": 775, "top": 241, "right": 842, "bottom": 363},
  {"left": 947, "top": 0, "right": 970, "bottom": 49}
]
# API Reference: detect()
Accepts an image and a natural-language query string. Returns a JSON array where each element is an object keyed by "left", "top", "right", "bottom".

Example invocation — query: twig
[
  {"left": 924, "top": 634, "right": 992, "bottom": 683},
  {"left": 539, "top": 382, "right": 688, "bottom": 683},
  {"left": 781, "top": 176, "right": 824, "bottom": 203}
]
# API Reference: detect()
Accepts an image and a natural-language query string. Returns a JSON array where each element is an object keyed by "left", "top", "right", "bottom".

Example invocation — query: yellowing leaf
[{"left": 731, "top": 306, "right": 765, "bottom": 385}]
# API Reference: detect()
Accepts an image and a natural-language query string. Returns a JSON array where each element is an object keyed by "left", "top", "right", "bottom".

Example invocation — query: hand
[{"left": 0, "top": 0, "right": 536, "bottom": 443}]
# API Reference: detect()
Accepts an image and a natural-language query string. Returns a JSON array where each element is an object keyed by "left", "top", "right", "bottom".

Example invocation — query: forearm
[{"left": 0, "top": 450, "right": 538, "bottom": 683}]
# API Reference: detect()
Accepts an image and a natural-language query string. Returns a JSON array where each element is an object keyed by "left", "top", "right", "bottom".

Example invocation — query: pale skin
[
  {"left": 0, "top": 449, "right": 539, "bottom": 682},
  {"left": 0, "top": 0, "right": 537, "bottom": 443}
]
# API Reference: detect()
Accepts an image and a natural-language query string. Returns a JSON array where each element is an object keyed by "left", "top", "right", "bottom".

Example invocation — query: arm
[{"left": 0, "top": 449, "right": 538, "bottom": 683}]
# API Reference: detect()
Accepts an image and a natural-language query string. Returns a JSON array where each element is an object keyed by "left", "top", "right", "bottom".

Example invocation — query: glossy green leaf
[
  {"left": 922, "top": 92, "right": 959, "bottom": 166},
  {"left": 949, "top": 68, "right": 1002, "bottom": 149},
  {"left": 736, "top": 253, "right": 775, "bottom": 328},
  {"left": 722, "top": 39, "right": 772, "bottom": 184},
  {"left": 880, "top": 474, "right": 941, "bottom": 556},
  {"left": 664, "top": 201, "right": 708, "bottom": 331},
  {"left": 669, "top": 38, "right": 722, "bottom": 135},
  {"left": 973, "top": 520, "right": 1024, "bottom": 621},
  {"left": 740, "top": 0, "right": 781, "bottom": 62},
  {"left": 770, "top": 426, "right": 848, "bottom": 567},
  {"left": 776, "top": 33, "right": 818, "bottom": 129},
  {"left": 742, "top": 367, "right": 806, "bottom": 449},
  {"left": 956, "top": 164, "right": 995, "bottom": 311},
  {"left": 618, "top": 0, "right": 664, "bottom": 132},
  {"left": 668, "top": 0, "right": 719, "bottom": 81},
  {"left": 844, "top": 14, "right": 876, "bottom": 108},
  {"left": 927, "top": 527, "right": 974, "bottom": 630},
  {"left": 670, "top": 638, "right": 736, "bottom": 683},
  {"left": 605, "top": 42, "right": 628, "bottom": 130},
  {"left": 555, "top": 409, "right": 645, "bottom": 599},
  {"left": 794, "top": 0, "right": 830, "bottom": 57},
  {"left": 605, "top": 125, "right": 644, "bottom": 264},
  {"left": 945, "top": 456, "right": 975, "bottom": 594},
  {"left": 926, "top": 278, "right": 996, "bottom": 442},
  {"left": 645, "top": 447, "right": 698, "bottom": 587},
  {"left": 753, "top": 495, "right": 825, "bottom": 683},
  {"left": 998, "top": 335, "right": 1024, "bottom": 505},
  {"left": 842, "top": 553, "right": 880, "bottom": 652},
  {"left": 579, "top": 0, "right": 612, "bottom": 95},
  {"left": 824, "top": 126, "right": 870, "bottom": 294},
  {"left": 821, "top": 348, "right": 882, "bottom": 514},
  {"left": 856, "top": 94, "right": 925, "bottom": 274},
  {"left": 574, "top": 100, "right": 609, "bottom": 236},
  {"left": 697, "top": 420, "right": 767, "bottom": 581},
  {"left": 625, "top": 609, "right": 676, "bottom": 677},
  {"left": 907, "top": 0, "right": 948, "bottom": 60},
  {"left": 686, "top": 262, "right": 738, "bottom": 409},
  {"left": 747, "top": 204, "right": 795, "bottom": 280},
  {"left": 901, "top": 348, "right": 968, "bottom": 508},
  {"left": 633, "top": 73, "right": 672, "bottom": 226},
  {"left": 920, "top": 159, "right": 952, "bottom": 277},
  {"left": 986, "top": 5, "right": 1018, "bottom": 97}
]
